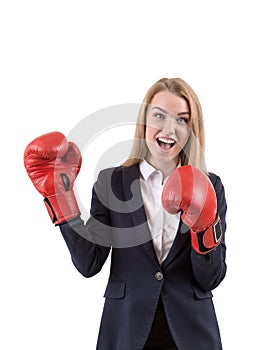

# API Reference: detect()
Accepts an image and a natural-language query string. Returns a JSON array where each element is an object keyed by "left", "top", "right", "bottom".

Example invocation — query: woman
[{"left": 24, "top": 78, "right": 227, "bottom": 350}]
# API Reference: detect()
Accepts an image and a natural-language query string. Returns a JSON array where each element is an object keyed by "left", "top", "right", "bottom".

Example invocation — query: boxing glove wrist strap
[
  {"left": 44, "top": 190, "right": 80, "bottom": 225},
  {"left": 190, "top": 215, "right": 222, "bottom": 255}
]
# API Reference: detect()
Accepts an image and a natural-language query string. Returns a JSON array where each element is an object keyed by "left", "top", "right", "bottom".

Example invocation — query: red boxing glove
[
  {"left": 24, "top": 131, "right": 82, "bottom": 225},
  {"left": 162, "top": 165, "right": 222, "bottom": 254}
]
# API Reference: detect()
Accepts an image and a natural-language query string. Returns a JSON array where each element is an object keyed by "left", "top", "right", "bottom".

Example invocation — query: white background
[{"left": 1, "top": 0, "right": 263, "bottom": 349}]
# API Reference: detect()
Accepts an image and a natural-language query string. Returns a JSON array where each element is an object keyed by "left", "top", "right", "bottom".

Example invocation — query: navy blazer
[{"left": 60, "top": 164, "right": 227, "bottom": 350}]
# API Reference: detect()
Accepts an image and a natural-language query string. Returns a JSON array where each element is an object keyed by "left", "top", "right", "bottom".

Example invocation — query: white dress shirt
[{"left": 139, "top": 160, "right": 181, "bottom": 264}]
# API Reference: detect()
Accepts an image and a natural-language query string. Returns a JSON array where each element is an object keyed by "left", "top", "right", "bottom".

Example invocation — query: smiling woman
[{"left": 24, "top": 77, "right": 227, "bottom": 350}]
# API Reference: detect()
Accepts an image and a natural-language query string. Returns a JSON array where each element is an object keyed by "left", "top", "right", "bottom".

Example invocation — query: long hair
[{"left": 121, "top": 78, "right": 207, "bottom": 174}]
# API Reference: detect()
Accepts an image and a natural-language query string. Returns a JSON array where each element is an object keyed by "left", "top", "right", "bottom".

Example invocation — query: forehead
[{"left": 150, "top": 91, "right": 189, "bottom": 114}]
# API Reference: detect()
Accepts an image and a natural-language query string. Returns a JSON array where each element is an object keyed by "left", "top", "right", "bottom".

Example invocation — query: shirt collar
[
  {"left": 139, "top": 159, "right": 160, "bottom": 181},
  {"left": 139, "top": 159, "right": 181, "bottom": 182}
]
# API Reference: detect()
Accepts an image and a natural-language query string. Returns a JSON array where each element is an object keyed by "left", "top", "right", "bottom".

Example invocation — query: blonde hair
[{"left": 122, "top": 77, "right": 207, "bottom": 174}]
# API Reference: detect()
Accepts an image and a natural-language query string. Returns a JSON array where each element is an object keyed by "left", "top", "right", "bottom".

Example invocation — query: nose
[{"left": 162, "top": 115, "right": 176, "bottom": 135}]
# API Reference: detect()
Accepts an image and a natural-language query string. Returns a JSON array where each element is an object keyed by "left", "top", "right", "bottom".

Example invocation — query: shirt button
[{"left": 155, "top": 272, "right": 164, "bottom": 281}]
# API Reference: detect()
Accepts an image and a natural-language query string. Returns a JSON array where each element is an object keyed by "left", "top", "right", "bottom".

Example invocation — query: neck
[{"left": 145, "top": 156, "right": 179, "bottom": 180}]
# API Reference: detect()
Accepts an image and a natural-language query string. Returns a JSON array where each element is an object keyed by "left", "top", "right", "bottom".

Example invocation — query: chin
[{"left": 148, "top": 152, "right": 178, "bottom": 168}]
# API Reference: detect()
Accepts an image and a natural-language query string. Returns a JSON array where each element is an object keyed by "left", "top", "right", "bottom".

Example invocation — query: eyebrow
[{"left": 151, "top": 106, "right": 190, "bottom": 116}]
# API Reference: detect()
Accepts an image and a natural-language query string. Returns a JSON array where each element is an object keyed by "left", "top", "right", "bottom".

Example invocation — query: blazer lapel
[
  {"left": 121, "top": 165, "right": 159, "bottom": 263},
  {"left": 121, "top": 164, "right": 146, "bottom": 227}
]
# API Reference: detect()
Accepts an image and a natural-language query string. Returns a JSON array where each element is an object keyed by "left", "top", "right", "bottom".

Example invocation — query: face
[{"left": 145, "top": 91, "right": 190, "bottom": 175}]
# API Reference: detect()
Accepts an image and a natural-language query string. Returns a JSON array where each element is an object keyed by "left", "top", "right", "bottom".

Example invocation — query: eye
[
  {"left": 176, "top": 116, "right": 189, "bottom": 124},
  {"left": 154, "top": 112, "right": 165, "bottom": 119}
]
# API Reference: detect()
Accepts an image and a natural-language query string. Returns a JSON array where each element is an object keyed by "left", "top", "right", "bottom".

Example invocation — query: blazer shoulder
[
  {"left": 99, "top": 163, "right": 139, "bottom": 175},
  {"left": 208, "top": 171, "right": 227, "bottom": 206},
  {"left": 96, "top": 164, "right": 140, "bottom": 200},
  {"left": 208, "top": 171, "right": 224, "bottom": 189},
  {"left": 95, "top": 164, "right": 140, "bottom": 205},
  {"left": 98, "top": 164, "right": 140, "bottom": 182}
]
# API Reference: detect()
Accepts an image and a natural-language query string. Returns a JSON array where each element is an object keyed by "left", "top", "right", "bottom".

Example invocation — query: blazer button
[{"left": 155, "top": 272, "right": 164, "bottom": 281}]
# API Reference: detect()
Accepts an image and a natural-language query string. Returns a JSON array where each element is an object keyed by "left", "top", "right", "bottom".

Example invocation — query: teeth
[{"left": 158, "top": 137, "right": 175, "bottom": 144}]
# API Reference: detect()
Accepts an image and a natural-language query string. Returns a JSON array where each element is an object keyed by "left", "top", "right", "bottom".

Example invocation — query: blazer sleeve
[
  {"left": 190, "top": 174, "right": 227, "bottom": 291},
  {"left": 59, "top": 170, "right": 112, "bottom": 277}
]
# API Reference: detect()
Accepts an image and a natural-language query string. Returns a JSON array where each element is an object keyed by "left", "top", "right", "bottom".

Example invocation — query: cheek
[
  {"left": 145, "top": 125, "right": 157, "bottom": 142},
  {"left": 177, "top": 126, "right": 191, "bottom": 144}
]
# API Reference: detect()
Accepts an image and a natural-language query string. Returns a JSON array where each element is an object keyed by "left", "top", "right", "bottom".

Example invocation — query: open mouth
[{"left": 156, "top": 137, "right": 176, "bottom": 150}]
